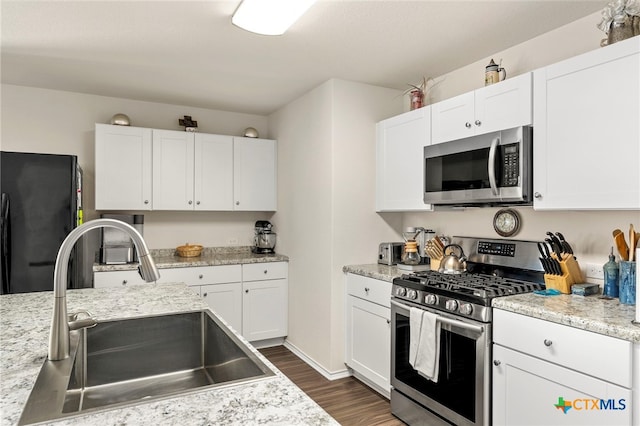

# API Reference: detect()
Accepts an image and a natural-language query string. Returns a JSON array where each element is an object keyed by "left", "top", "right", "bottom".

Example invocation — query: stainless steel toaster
[{"left": 378, "top": 242, "right": 404, "bottom": 265}]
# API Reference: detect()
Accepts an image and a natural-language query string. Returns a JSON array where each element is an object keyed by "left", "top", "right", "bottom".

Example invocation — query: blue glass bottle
[{"left": 603, "top": 248, "right": 619, "bottom": 298}]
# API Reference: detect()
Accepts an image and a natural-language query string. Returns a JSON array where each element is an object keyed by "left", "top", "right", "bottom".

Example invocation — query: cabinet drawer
[
  {"left": 158, "top": 265, "right": 241, "bottom": 286},
  {"left": 242, "top": 262, "right": 288, "bottom": 282},
  {"left": 493, "top": 309, "right": 632, "bottom": 387},
  {"left": 346, "top": 273, "right": 392, "bottom": 308},
  {"left": 94, "top": 270, "right": 148, "bottom": 288}
]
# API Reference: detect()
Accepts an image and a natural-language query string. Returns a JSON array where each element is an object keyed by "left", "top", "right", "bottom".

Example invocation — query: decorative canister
[
  {"left": 485, "top": 59, "right": 506, "bottom": 86},
  {"left": 409, "top": 90, "right": 424, "bottom": 110},
  {"left": 619, "top": 260, "right": 636, "bottom": 304}
]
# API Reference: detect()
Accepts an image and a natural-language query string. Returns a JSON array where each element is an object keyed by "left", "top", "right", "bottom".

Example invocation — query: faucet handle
[
  {"left": 68, "top": 309, "right": 94, "bottom": 322},
  {"left": 68, "top": 309, "right": 98, "bottom": 331}
]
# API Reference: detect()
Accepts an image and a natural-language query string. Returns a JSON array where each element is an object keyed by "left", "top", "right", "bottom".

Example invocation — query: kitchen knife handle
[{"left": 488, "top": 137, "right": 499, "bottom": 196}]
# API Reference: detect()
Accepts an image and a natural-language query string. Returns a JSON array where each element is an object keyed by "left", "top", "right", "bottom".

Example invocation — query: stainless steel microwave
[{"left": 423, "top": 126, "right": 532, "bottom": 206}]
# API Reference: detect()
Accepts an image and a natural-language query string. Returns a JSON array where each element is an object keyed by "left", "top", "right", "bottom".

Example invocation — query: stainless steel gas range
[{"left": 390, "top": 237, "right": 545, "bottom": 426}]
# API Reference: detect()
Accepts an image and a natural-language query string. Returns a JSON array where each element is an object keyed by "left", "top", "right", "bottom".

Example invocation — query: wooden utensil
[{"left": 613, "top": 229, "right": 629, "bottom": 261}]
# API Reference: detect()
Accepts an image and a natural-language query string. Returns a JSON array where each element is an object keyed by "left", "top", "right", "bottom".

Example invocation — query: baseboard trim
[{"left": 283, "top": 340, "right": 352, "bottom": 381}]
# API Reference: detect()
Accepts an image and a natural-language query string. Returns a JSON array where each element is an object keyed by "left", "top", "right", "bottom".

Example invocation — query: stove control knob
[
  {"left": 445, "top": 299, "right": 459, "bottom": 311},
  {"left": 459, "top": 303, "right": 473, "bottom": 315},
  {"left": 407, "top": 289, "right": 418, "bottom": 300},
  {"left": 395, "top": 287, "right": 407, "bottom": 297},
  {"left": 425, "top": 294, "right": 438, "bottom": 305}
]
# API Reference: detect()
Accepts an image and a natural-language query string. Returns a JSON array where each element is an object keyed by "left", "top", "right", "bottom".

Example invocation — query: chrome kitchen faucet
[{"left": 48, "top": 219, "right": 160, "bottom": 361}]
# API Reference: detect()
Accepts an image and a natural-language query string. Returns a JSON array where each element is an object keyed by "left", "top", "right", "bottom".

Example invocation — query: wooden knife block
[{"left": 544, "top": 254, "right": 584, "bottom": 294}]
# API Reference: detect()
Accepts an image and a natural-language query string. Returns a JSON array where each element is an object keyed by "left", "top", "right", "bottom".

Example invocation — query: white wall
[
  {"left": 403, "top": 11, "right": 640, "bottom": 269},
  {"left": 0, "top": 84, "right": 271, "bottom": 248},
  {"left": 270, "top": 79, "right": 403, "bottom": 373}
]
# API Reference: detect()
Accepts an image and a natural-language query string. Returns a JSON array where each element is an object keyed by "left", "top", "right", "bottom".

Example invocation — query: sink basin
[{"left": 19, "top": 310, "right": 275, "bottom": 425}]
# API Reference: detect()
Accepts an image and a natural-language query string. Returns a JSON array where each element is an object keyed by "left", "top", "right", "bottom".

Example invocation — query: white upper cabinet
[
  {"left": 375, "top": 107, "right": 431, "bottom": 212},
  {"left": 95, "top": 124, "right": 153, "bottom": 211},
  {"left": 152, "top": 129, "right": 194, "bottom": 210},
  {"left": 431, "top": 72, "right": 532, "bottom": 144},
  {"left": 533, "top": 36, "right": 639, "bottom": 210},
  {"left": 233, "top": 137, "right": 277, "bottom": 211},
  {"left": 194, "top": 134, "right": 234, "bottom": 210},
  {"left": 95, "top": 125, "right": 277, "bottom": 211}
]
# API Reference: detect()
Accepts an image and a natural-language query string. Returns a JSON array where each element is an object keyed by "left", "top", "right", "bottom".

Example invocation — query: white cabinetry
[
  {"left": 94, "top": 262, "right": 287, "bottom": 342},
  {"left": 241, "top": 262, "right": 288, "bottom": 341},
  {"left": 95, "top": 124, "right": 152, "bottom": 210},
  {"left": 533, "top": 36, "right": 640, "bottom": 210},
  {"left": 375, "top": 107, "right": 431, "bottom": 212},
  {"left": 95, "top": 125, "right": 276, "bottom": 211},
  {"left": 493, "top": 309, "right": 633, "bottom": 425},
  {"left": 152, "top": 131, "right": 234, "bottom": 211},
  {"left": 431, "top": 72, "right": 532, "bottom": 144},
  {"left": 345, "top": 273, "right": 391, "bottom": 397},
  {"left": 233, "top": 137, "right": 277, "bottom": 211}
]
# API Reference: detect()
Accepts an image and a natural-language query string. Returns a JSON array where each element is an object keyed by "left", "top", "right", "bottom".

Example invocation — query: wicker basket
[{"left": 176, "top": 243, "right": 203, "bottom": 258}]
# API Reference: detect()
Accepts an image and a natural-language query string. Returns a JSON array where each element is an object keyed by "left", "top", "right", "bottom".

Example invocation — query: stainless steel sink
[{"left": 19, "top": 310, "right": 275, "bottom": 425}]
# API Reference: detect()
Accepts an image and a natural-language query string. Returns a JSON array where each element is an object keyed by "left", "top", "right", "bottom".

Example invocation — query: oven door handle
[
  {"left": 391, "top": 300, "right": 485, "bottom": 334},
  {"left": 488, "top": 136, "right": 499, "bottom": 196}
]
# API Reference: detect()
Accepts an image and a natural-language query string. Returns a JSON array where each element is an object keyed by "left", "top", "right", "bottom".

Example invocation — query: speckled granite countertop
[
  {"left": 0, "top": 283, "right": 337, "bottom": 425},
  {"left": 342, "top": 264, "right": 403, "bottom": 282},
  {"left": 492, "top": 293, "right": 640, "bottom": 343},
  {"left": 94, "top": 246, "right": 289, "bottom": 272}
]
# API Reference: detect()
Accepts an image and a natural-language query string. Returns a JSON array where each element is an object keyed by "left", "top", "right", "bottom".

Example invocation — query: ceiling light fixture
[{"left": 232, "top": 0, "right": 317, "bottom": 36}]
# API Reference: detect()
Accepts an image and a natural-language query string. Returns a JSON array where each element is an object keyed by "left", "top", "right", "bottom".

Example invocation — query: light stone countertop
[
  {"left": 0, "top": 283, "right": 337, "bottom": 426},
  {"left": 492, "top": 293, "right": 640, "bottom": 343},
  {"left": 342, "top": 264, "right": 403, "bottom": 282},
  {"left": 343, "top": 263, "right": 640, "bottom": 344},
  {"left": 94, "top": 246, "right": 289, "bottom": 272}
]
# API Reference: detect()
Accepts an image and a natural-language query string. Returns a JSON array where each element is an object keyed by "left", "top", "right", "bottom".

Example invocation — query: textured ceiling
[{"left": 1, "top": 0, "right": 607, "bottom": 115}]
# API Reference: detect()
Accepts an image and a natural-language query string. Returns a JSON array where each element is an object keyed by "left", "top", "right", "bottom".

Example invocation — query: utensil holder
[{"left": 619, "top": 261, "right": 636, "bottom": 305}]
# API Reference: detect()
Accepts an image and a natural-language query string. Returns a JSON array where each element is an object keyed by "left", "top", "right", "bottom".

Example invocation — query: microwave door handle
[{"left": 488, "top": 137, "right": 499, "bottom": 196}]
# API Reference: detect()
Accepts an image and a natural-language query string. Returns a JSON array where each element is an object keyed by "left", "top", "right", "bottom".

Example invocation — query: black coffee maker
[{"left": 252, "top": 220, "right": 276, "bottom": 254}]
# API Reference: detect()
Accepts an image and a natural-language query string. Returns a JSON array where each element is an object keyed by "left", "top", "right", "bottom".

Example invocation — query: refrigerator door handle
[{"left": 1, "top": 193, "right": 10, "bottom": 294}]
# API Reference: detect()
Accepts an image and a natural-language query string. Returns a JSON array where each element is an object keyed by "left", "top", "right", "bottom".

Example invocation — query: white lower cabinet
[
  {"left": 345, "top": 273, "right": 391, "bottom": 398},
  {"left": 493, "top": 309, "right": 633, "bottom": 425},
  {"left": 241, "top": 262, "right": 288, "bottom": 342},
  {"left": 94, "top": 262, "right": 287, "bottom": 342}
]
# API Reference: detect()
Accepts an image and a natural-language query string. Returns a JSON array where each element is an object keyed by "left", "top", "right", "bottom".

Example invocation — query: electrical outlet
[
  {"left": 228, "top": 238, "right": 238, "bottom": 246},
  {"left": 584, "top": 263, "right": 603, "bottom": 280}
]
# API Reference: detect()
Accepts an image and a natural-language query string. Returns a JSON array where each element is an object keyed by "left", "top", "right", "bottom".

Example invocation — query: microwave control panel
[{"left": 501, "top": 143, "right": 520, "bottom": 186}]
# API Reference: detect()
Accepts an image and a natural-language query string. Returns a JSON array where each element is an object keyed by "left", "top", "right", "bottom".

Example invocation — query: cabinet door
[
  {"left": 152, "top": 130, "right": 195, "bottom": 210},
  {"left": 95, "top": 124, "right": 152, "bottom": 210},
  {"left": 194, "top": 133, "right": 234, "bottom": 210},
  {"left": 242, "top": 278, "right": 287, "bottom": 341},
  {"left": 375, "top": 107, "right": 432, "bottom": 212},
  {"left": 431, "top": 91, "right": 475, "bottom": 144},
  {"left": 474, "top": 72, "right": 532, "bottom": 134},
  {"left": 233, "top": 137, "right": 277, "bottom": 211},
  {"left": 533, "top": 37, "right": 640, "bottom": 210},
  {"left": 345, "top": 295, "right": 391, "bottom": 394},
  {"left": 493, "top": 344, "right": 632, "bottom": 426},
  {"left": 201, "top": 282, "right": 242, "bottom": 333}
]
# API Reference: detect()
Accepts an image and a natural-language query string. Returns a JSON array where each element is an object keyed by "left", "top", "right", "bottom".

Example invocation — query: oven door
[{"left": 391, "top": 299, "right": 491, "bottom": 426}]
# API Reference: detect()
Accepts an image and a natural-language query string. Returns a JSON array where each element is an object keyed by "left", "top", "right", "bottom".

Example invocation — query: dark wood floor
[{"left": 259, "top": 345, "right": 404, "bottom": 426}]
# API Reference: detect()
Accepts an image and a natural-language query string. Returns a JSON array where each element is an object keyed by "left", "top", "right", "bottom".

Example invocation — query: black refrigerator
[{"left": 1, "top": 151, "right": 87, "bottom": 293}]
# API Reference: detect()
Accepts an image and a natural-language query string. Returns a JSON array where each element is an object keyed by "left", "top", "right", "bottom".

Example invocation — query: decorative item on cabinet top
[
  {"left": 244, "top": 127, "right": 259, "bottom": 138},
  {"left": 178, "top": 115, "right": 198, "bottom": 132},
  {"left": 110, "top": 113, "right": 131, "bottom": 126},
  {"left": 598, "top": 0, "right": 640, "bottom": 46},
  {"left": 403, "top": 76, "right": 438, "bottom": 110},
  {"left": 485, "top": 58, "right": 506, "bottom": 86}
]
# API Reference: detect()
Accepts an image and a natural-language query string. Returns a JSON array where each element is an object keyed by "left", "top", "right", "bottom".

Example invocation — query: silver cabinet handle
[
  {"left": 199, "top": 274, "right": 203, "bottom": 279},
  {"left": 475, "top": 120, "right": 482, "bottom": 126},
  {"left": 245, "top": 289, "right": 249, "bottom": 293},
  {"left": 465, "top": 122, "right": 472, "bottom": 128},
  {"left": 188, "top": 200, "right": 193, "bottom": 205},
  {"left": 122, "top": 280, "right": 127, "bottom": 285},
  {"left": 196, "top": 201, "right": 200, "bottom": 205},
  {"left": 264, "top": 270, "right": 268, "bottom": 274},
  {"left": 144, "top": 200, "right": 149, "bottom": 205},
  {"left": 386, "top": 319, "right": 391, "bottom": 325},
  {"left": 236, "top": 201, "right": 240, "bottom": 205},
  {"left": 493, "top": 360, "right": 501, "bottom": 366},
  {"left": 534, "top": 192, "right": 542, "bottom": 199},
  {"left": 544, "top": 339, "right": 553, "bottom": 347},
  {"left": 364, "top": 287, "right": 370, "bottom": 295},
  {"left": 203, "top": 292, "right": 208, "bottom": 297}
]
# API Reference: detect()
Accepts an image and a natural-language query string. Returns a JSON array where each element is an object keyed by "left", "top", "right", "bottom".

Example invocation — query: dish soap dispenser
[{"left": 603, "top": 247, "right": 619, "bottom": 298}]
